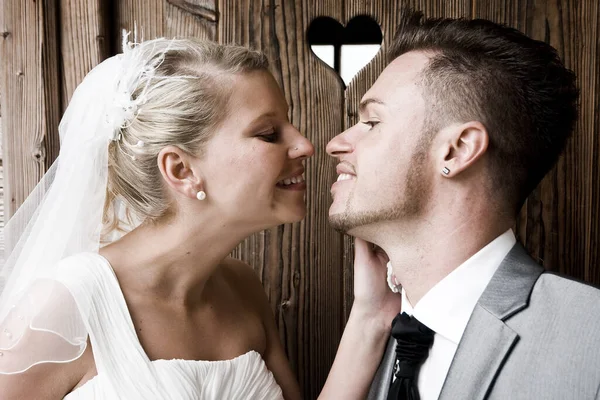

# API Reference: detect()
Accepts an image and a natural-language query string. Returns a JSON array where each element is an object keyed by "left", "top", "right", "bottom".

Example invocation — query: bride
[{"left": 0, "top": 36, "right": 399, "bottom": 399}]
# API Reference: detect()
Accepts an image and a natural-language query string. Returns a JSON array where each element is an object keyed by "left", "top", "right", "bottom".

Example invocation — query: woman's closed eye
[{"left": 258, "top": 129, "right": 279, "bottom": 143}]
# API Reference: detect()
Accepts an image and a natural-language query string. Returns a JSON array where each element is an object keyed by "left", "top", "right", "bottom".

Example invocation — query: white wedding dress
[{"left": 50, "top": 253, "right": 284, "bottom": 400}]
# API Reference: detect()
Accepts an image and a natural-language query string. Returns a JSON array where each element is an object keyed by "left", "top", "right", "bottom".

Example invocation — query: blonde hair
[{"left": 102, "top": 38, "right": 269, "bottom": 238}]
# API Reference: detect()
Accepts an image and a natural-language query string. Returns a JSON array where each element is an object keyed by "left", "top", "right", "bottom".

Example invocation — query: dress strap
[{"left": 55, "top": 253, "right": 176, "bottom": 399}]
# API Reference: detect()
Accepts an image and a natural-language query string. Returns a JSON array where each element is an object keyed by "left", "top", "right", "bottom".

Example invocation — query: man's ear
[
  {"left": 437, "top": 121, "right": 489, "bottom": 177},
  {"left": 157, "top": 145, "right": 203, "bottom": 199}
]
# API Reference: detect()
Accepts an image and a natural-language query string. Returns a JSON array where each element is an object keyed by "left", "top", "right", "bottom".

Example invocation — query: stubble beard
[{"left": 329, "top": 138, "right": 433, "bottom": 234}]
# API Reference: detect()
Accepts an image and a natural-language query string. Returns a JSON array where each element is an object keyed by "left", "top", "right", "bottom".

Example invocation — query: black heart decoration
[{"left": 307, "top": 15, "right": 383, "bottom": 87}]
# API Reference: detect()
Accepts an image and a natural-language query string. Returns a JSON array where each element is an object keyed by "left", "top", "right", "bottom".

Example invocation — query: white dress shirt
[{"left": 399, "top": 229, "right": 516, "bottom": 400}]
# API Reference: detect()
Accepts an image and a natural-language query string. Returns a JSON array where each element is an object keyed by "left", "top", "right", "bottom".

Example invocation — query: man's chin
[
  {"left": 328, "top": 208, "right": 397, "bottom": 237},
  {"left": 328, "top": 214, "right": 349, "bottom": 233},
  {"left": 328, "top": 212, "right": 362, "bottom": 235}
]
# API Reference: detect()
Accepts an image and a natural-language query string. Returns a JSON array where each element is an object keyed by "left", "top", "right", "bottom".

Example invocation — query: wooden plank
[
  {"left": 0, "top": 95, "right": 3, "bottom": 159},
  {"left": 60, "top": 0, "right": 108, "bottom": 107},
  {"left": 0, "top": 163, "right": 4, "bottom": 241},
  {"left": 0, "top": 97, "right": 3, "bottom": 240},
  {"left": 0, "top": 83, "right": 2, "bottom": 245},
  {"left": 0, "top": 0, "right": 61, "bottom": 218},
  {"left": 118, "top": 0, "right": 164, "bottom": 43},
  {"left": 219, "top": 0, "right": 345, "bottom": 397},
  {"left": 40, "top": 0, "right": 62, "bottom": 171},
  {"left": 473, "top": 0, "right": 521, "bottom": 24},
  {"left": 297, "top": 4, "right": 344, "bottom": 396},
  {"left": 408, "top": 0, "right": 474, "bottom": 18},
  {"left": 583, "top": 1, "right": 600, "bottom": 284},
  {"left": 555, "top": 0, "right": 600, "bottom": 283},
  {"left": 165, "top": 0, "right": 217, "bottom": 40},
  {"left": 167, "top": 0, "right": 217, "bottom": 22},
  {"left": 118, "top": 0, "right": 217, "bottom": 46}
]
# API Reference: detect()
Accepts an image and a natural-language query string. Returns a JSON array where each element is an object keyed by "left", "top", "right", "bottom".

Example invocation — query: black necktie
[{"left": 387, "top": 312, "right": 435, "bottom": 400}]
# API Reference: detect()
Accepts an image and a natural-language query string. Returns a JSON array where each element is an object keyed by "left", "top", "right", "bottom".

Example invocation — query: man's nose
[{"left": 326, "top": 131, "right": 353, "bottom": 157}]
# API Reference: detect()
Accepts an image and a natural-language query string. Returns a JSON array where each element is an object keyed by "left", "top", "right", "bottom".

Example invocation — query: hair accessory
[{"left": 105, "top": 30, "right": 170, "bottom": 141}]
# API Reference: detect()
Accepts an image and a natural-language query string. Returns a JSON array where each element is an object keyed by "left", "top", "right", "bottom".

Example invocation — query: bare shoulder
[
  {"left": 219, "top": 257, "right": 269, "bottom": 309},
  {"left": 221, "top": 257, "right": 262, "bottom": 286},
  {"left": 0, "top": 339, "right": 93, "bottom": 400}
]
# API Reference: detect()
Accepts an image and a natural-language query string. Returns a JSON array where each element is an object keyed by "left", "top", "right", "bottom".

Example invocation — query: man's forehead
[
  {"left": 363, "top": 51, "right": 430, "bottom": 103},
  {"left": 386, "top": 50, "right": 431, "bottom": 80}
]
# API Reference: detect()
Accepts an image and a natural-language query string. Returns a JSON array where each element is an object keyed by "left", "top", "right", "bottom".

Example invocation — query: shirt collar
[{"left": 401, "top": 229, "right": 516, "bottom": 344}]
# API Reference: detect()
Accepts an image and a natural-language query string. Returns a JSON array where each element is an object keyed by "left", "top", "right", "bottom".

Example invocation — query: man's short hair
[{"left": 388, "top": 9, "right": 579, "bottom": 213}]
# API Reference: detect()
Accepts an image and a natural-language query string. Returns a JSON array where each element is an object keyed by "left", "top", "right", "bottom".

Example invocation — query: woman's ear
[
  {"left": 157, "top": 145, "right": 203, "bottom": 199},
  {"left": 437, "top": 121, "right": 489, "bottom": 178}
]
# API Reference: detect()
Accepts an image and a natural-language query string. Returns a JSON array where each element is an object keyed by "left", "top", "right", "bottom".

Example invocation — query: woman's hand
[
  {"left": 351, "top": 238, "right": 402, "bottom": 333},
  {"left": 318, "top": 239, "right": 401, "bottom": 400}
]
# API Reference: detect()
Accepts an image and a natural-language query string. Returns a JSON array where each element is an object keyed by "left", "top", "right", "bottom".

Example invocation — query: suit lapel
[
  {"left": 438, "top": 243, "right": 544, "bottom": 400},
  {"left": 437, "top": 305, "right": 518, "bottom": 400},
  {"left": 367, "top": 336, "right": 396, "bottom": 400}
]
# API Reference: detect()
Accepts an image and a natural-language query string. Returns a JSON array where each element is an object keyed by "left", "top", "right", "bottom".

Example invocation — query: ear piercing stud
[
  {"left": 196, "top": 191, "right": 206, "bottom": 201},
  {"left": 442, "top": 167, "right": 450, "bottom": 175}
]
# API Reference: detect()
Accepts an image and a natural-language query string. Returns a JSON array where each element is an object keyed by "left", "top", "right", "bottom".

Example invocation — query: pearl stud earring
[{"left": 196, "top": 191, "right": 206, "bottom": 201}]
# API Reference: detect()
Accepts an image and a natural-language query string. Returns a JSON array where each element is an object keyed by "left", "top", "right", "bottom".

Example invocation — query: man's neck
[{"left": 379, "top": 217, "right": 513, "bottom": 306}]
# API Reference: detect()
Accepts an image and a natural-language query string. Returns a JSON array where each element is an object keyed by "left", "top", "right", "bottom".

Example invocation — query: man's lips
[{"left": 335, "top": 162, "right": 356, "bottom": 176}]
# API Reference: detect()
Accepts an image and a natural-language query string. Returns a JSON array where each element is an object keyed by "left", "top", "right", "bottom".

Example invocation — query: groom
[{"left": 327, "top": 9, "right": 600, "bottom": 400}]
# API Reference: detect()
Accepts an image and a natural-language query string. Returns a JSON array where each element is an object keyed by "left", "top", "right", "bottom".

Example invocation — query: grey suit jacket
[{"left": 367, "top": 244, "right": 600, "bottom": 400}]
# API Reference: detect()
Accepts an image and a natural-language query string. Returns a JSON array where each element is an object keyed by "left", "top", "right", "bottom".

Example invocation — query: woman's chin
[
  {"left": 279, "top": 207, "right": 307, "bottom": 224},
  {"left": 245, "top": 208, "right": 306, "bottom": 232}
]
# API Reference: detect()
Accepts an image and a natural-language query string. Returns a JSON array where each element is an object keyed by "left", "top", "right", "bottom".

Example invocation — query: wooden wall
[{"left": 1, "top": 0, "right": 599, "bottom": 398}]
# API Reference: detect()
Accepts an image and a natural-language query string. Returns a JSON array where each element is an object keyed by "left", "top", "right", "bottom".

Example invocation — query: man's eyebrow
[{"left": 359, "top": 98, "right": 385, "bottom": 113}]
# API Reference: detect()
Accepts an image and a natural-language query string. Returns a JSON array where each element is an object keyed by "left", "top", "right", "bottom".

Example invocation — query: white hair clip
[{"left": 105, "top": 28, "right": 169, "bottom": 141}]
